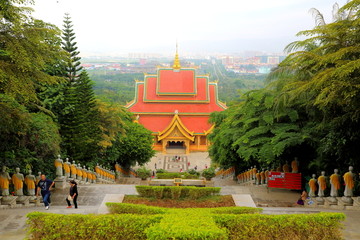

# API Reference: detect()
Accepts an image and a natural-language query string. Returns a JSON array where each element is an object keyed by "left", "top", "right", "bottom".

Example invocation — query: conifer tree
[
  {"left": 61, "top": 13, "right": 82, "bottom": 83},
  {"left": 59, "top": 13, "right": 101, "bottom": 163}
]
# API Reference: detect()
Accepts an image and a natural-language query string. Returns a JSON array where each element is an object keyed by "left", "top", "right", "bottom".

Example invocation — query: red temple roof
[{"left": 126, "top": 67, "right": 226, "bottom": 134}]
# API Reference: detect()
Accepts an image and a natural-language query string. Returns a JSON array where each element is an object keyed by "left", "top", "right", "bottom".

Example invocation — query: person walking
[
  {"left": 36, "top": 174, "right": 54, "bottom": 210},
  {"left": 66, "top": 180, "right": 78, "bottom": 209}
]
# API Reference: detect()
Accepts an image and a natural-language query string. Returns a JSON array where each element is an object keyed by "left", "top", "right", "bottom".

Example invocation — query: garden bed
[{"left": 123, "top": 194, "right": 235, "bottom": 208}]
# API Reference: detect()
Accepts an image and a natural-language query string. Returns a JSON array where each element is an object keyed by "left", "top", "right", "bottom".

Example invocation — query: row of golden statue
[
  {"left": 54, "top": 155, "right": 116, "bottom": 184},
  {"left": 0, "top": 166, "right": 41, "bottom": 206},
  {"left": 308, "top": 166, "right": 359, "bottom": 208},
  {"left": 237, "top": 158, "right": 300, "bottom": 184}
]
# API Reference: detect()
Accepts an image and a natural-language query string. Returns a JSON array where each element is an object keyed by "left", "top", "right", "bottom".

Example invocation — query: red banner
[{"left": 268, "top": 172, "right": 302, "bottom": 190}]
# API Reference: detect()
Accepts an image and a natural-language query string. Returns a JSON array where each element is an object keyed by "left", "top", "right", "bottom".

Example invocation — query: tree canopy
[
  {"left": 0, "top": 1, "right": 155, "bottom": 174},
  {"left": 209, "top": 0, "right": 360, "bottom": 175}
]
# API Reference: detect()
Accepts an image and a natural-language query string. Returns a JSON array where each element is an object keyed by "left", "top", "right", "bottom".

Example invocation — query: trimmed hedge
[
  {"left": 27, "top": 205, "right": 344, "bottom": 240},
  {"left": 146, "top": 210, "right": 228, "bottom": 240},
  {"left": 135, "top": 185, "right": 221, "bottom": 199},
  {"left": 210, "top": 207, "right": 263, "bottom": 215},
  {"left": 106, "top": 202, "right": 167, "bottom": 215},
  {"left": 26, "top": 212, "right": 163, "bottom": 240},
  {"left": 106, "top": 203, "right": 262, "bottom": 215},
  {"left": 214, "top": 212, "right": 346, "bottom": 240},
  {"left": 156, "top": 172, "right": 199, "bottom": 179}
]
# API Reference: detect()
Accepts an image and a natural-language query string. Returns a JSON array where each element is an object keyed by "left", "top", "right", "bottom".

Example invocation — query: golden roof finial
[{"left": 172, "top": 41, "right": 181, "bottom": 70}]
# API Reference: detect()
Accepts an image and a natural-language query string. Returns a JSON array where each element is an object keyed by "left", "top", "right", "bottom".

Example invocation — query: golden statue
[
  {"left": 308, "top": 174, "right": 317, "bottom": 197},
  {"left": 0, "top": 166, "right": 11, "bottom": 196},
  {"left": 54, "top": 155, "right": 63, "bottom": 178},
  {"left": 317, "top": 171, "right": 326, "bottom": 197},
  {"left": 343, "top": 166, "right": 355, "bottom": 197},
  {"left": 12, "top": 167, "right": 24, "bottom": 196},
  {"left": 76, "top": 164, "right": 83, "bottom": 180},
  {"left": 260, "top": 170, "right": 265, "bottom": 185},
  {"left": 282, "top": 162, "right": 290, "bottom": 173},
  {"left": 291, "top": 157, "right": 299, "bottom": 173},
  {"left": 24, "top": 169, "right": 36, "bottom": 196},
  {"left": 330, "top": 169, "right": 340, "bottom": 197},
  {"left": 82, "top": 166, "right": 88, "bottom": 182},
  {"left": 255, "top": 171, "right": 261, "bottom": 185},
  {"left": 63, "top": 158, "right": 71, "bottom": 178},
  {"left": 265, "top": 169, "right": 269, "bottom": 184},
  {"left": 71, "top": 161, "right": 77, "bottom": 179},
  {"left": 252, "top": 166, "right": 257, "bottom": 180}
]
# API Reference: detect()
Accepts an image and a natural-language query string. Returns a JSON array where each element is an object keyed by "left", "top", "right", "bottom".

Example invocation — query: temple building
[{"left": 126, "top": 49, "right": 226, "bottom": 154}]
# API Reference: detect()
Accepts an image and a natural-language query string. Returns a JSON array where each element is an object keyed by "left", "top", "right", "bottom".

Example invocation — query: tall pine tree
[
  {"left": 59, "top": 13, "right": 101, "bottom": 163},
  {"left": 62, "top": 13, "right": 82, "bottom": 83}
]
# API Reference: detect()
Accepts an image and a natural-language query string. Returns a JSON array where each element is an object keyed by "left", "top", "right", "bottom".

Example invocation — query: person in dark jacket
[
  {"left": 36, "top": 174, "right": 54, "bottom": 210},
  {"left": 66, "top": 180, "right": 78, "bottom": 208}
]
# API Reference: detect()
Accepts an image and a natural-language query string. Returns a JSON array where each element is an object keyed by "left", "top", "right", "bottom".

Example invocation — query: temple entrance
[
  {"left": 165, "top": 140, "right": 187, "bottom": 154},
  {"left": 168, "top": 141, "right": 185, "bottom": 149}
]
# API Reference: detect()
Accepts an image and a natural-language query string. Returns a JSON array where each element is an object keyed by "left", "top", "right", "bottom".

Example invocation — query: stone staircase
[
  {"left": 116, "top": 177, "right": 141, "bottom": 185},
  {"left": 49, "top": 184, "right": 137, "bottom": 207}
]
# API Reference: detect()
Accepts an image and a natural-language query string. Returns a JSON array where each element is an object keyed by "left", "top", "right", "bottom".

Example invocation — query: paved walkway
[{"left": 0, "top": 183, "right": 359, "bottom": 240}]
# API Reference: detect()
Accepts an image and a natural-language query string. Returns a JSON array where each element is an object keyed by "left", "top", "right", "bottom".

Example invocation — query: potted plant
[
  {"left": 136, "top": 166, "right": 151, "bottom": 180},
  {"left": 202, "top": 167, "right": 216, "bottom": 181}
]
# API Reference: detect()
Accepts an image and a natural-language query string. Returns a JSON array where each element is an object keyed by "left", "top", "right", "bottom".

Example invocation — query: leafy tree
[
  {"left": 268, "top": 0, "right": 360, "bottom": 170},
  {"left": 209, "top": 1, "right": 360, "bottom": 176},
  {"left": 0, "top": 0, "right": 63, "bottom": 174},
  {"left": 0, "top": 0, "right": 65, "bottom": 104},
  {"left": 0, "top": 94, "right": 60, "bottom": 173},
  {"left": 103, "top": 122, "right": 155, "bottom": 169},
  {"left": 97, "top": 100, "right": 128, "bottom": 149}
]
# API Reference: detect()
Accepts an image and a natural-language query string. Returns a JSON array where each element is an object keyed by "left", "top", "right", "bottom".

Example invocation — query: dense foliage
[
  {"left": 209, "top": 1, "right": 360, "bottom": 176},
  {"left": 0, "top": 1, "right": 154, "bottom": 175}
]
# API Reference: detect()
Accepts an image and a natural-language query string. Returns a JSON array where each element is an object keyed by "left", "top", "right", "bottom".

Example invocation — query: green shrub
[
  {"left": 135, "top": 186, "right": 221, "bottom": 199},
  {"left": 171, "top": 187, "right": 182, "bottom": 199},
  {"left": 187, "top": 168, "right": 200, "bottom": 176},
  {"left": 213, "top": 212, "right": 345, "bottom": 240},
  {"left": 136, "top": 185, "right": 154, "bottom": 197},
  {"left": 27, "top": 206, "right": 344, "bottom": 240},
  {"left": 202, "top": 167, "right": 216, "bottom": 180},
  {"left": 210, "top": 207, "right": 262, "bottom": 215},
  {"left": 146, "top": 211, "right": 228, "bottom": 240},
  {"left": 106, "top": 203, "right": 261, "bottom": 216},
  {"left": 156, "top": 169, "right": 167, "bottom": 174},
  {"left": 136, "top": 166, "right": 151, "bottom": 180},
  {"left": 153, "top": 187, "right": 164, "bottom": 199},
  {"left": 182, "top": 172, "right": 199, "bottom": 179},
  {"left": 156, "top": 172, "right": 199, "bottom": 179},
  {"left": 27, "top": 212, "right": 163, "bottom": 240},
  {"left": 106, "top": 203, "right": 167, "bottom": 215}
]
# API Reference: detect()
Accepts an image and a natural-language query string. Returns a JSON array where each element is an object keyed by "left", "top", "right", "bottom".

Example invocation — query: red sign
[{"left": 268, "top": 172, "right": 302, "bottom": 190}]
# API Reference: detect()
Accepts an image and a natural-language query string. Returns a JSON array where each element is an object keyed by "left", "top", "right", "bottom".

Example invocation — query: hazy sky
[{"left": 31, "top": 0, "right": 348, "bottom": 56}]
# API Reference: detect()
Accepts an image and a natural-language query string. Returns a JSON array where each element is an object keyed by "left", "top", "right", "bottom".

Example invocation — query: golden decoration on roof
[{"left": 172, "top": 42, "right": 181, "bottom": 70}]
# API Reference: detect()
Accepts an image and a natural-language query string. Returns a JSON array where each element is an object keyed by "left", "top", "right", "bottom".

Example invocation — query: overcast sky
[{"left": 30, "top": 0, "right": 348, "bottom": 56}]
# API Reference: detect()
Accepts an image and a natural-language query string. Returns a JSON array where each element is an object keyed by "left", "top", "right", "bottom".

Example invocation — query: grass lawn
[{"left": 123, "top": 194, "right": 235, "bottom": 208}]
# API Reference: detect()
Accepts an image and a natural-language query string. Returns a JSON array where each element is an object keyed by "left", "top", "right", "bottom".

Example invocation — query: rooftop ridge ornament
[{"left": 172, "top": 42, "right": 181, "bottom": 70}]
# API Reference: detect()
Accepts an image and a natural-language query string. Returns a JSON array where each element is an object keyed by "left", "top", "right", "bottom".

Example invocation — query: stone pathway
[{"left": 0, "top": 183, "right": 359, "bottom": 240}]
